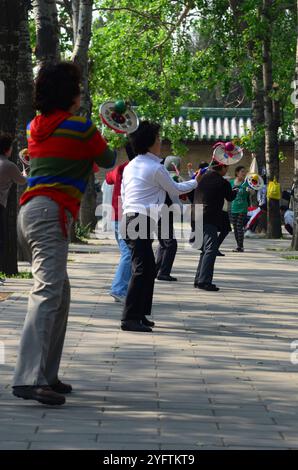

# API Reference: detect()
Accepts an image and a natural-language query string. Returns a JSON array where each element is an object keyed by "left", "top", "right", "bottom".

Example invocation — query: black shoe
[
  {"left": 197, "top": 283, "right": 219, "bottom": 292},
  {"left": 12, "top": 385, "right": 65, "bottom": 406},
  {"left": 121, "top": 320, "right": 152, "bottom": 332},
  {"left": 51, "top": 380, "right": 72, "bottom": 394},
  {"left": 157, "top": 275, "right": 178, "bottom": 281},
  {"left": 194, "top": 281, "right": 216, "bottom": 288},
  {"left": 233, "top": 247, "right": 244, "bottom": 252},
  {"left": 217, "top": 250, "right": 225, "bottom": 256},
  {"left": 142, "top": 317, "right": 155, "bottom": 327}
]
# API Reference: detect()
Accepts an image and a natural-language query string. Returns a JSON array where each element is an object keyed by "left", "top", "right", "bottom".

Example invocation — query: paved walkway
[{"left": 0, "top": 234, "right": 298, "bottom": 450}]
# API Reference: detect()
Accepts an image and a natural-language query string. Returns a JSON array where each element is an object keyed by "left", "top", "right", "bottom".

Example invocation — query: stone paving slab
[{"left": 1, "top": 234, "right": 298, "bottom": 449}]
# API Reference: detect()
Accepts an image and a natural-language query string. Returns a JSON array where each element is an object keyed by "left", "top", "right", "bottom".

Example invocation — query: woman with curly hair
[{"left": 13, "top": 62, "right": 115, "bottom": 406}]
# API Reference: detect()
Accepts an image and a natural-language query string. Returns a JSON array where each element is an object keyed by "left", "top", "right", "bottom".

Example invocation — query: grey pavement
[{"left": 0, "top": 232, "right": 298, "bottom": 450}]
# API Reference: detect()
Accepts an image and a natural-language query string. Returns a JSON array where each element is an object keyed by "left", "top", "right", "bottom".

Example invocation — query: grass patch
[
  {"left": 282, "top": 255, "right": 298, "bottom": 260},
  {"left": 266, "top": 247, "right": 291, "bottom": 252},
  {"left": 75, "top": 223, "right": 92, "bottom": 242},
  {"left": 0, "top": 271, "right": 33, "bottom": 279}
]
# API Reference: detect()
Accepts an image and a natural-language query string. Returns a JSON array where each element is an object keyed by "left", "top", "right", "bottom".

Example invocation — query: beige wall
[{"left": 99, "top": 142, "right": 294, "bottom": 192}]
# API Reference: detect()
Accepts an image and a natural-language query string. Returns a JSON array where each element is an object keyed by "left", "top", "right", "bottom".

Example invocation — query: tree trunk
[
  {"left": 79, "top": 172, "right": 97, "bottom": 229},
  {"left": 16, "top": 1, "right": 35, "bottom": 261},
  {"left": 292, "top": 0, "right": 298, "bottom": 250},
  {"left": 71, "top": 0, "right": 93, "bottom": 116},
  {"left": 32, "top": 0, "right": 60, "bottom": 67},
  {"left": 71, "top": 0, "right": 96, "bottom": 232},
  {"left": 229, "top": 0, "right": 266, "bottom": 174},
  {"left": 251, "top": 71, "right": 266, "bottom": 171},
  {"left": 0, "top": 0, "right": 23, "bottom": 275},
  {"left": 262, "top": 0, "right": 282, "bottom": 238},
  {"left": 72, "top": 0, "right": 80, "bottom": 45}
]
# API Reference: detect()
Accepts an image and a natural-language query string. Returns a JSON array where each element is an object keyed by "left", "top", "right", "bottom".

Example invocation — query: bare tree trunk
[
  {"left": 229, "top": 0, "right": 266, "bottom": 174},
  {"left": 16, "top": 1, "right": 35, "bottom": 261},
  {"left": 32, "top": 0, "right": 60, "bottom": 67},
  {"left": 71, "top": 0, "right": 96, "bottom": 231},
  {"left": 72, "top": 0, "right": 80, "bottom": 45},
  {"left": 292, "top": 0, "right": 298, "bottom": 250},
  {"left": 71, "top": 0, "right": 93, "bottom": 116},
  {"left": 262, "top": 0, "right": 282, "bottom": 238},
  {"left": 251, "top": 71, "right": 266, "bottom": 171},
  {"left": 0, "top": 0, "right": 23, "bottom": 275}
]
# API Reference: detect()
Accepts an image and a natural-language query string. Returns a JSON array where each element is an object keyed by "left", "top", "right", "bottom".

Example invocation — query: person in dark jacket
[
  {"left": 193, "top": 161, "right": 238, "bottom": 291},
  {"left": 0, "top": 132, "right": 27, "bottom": 280}
]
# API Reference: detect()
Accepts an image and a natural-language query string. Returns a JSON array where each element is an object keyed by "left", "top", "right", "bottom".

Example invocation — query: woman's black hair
[
  {"left": 0, "top": 132, "right": 13, "bottom": 154},
  {"left": 235, "top": 165, "right": 245, "bottom": 176},
  {"left": 125, "top": 142, "right": 136, "bottom": 161},
  {"left": 34, "top": 62, "right": 81, "bottom": 114},
  {"left": 128, "top": 120, "right": 161, "bottom": 155}
]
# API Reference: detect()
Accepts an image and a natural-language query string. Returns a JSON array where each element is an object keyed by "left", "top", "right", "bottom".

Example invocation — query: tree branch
[
  {"left": 92, "top": 6, "right": 174, "bottom": 28},
  {"left": 153, "top": 2, "right": 193, "bottom": 50}
]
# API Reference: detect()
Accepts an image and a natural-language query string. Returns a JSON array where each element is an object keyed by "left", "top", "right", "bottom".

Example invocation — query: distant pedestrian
[
  {"left": 230, "top": 166, "right": 250, "bottom": 252},
  {"left": 106, "top": 144, "right": 135, "bottom": 304},
  {"left": 193, "top": 161, "right": 237, "bottom": 291},
  {"left": 0, "top": 132, "right": 27, "bottom": 279}
]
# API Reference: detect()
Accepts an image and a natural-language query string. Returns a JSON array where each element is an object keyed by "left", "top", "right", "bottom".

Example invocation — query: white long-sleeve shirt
[{"left": 121, "top": 153, "right": 197, "bottom": 217}]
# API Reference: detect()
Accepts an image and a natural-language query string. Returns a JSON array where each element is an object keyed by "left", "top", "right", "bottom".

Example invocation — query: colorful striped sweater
[{"left": 20, "top": 110, "right": 116, "bottom": 220}]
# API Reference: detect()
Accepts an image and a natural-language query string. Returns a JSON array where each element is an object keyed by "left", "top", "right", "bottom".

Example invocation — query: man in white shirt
[{"left": 120, "top": 121, "right": 199, "bottom": 332}]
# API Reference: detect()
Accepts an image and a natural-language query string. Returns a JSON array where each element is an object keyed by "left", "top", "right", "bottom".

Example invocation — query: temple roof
[{"left": 171, "top": 107, "right": 292, "bottom": 142}]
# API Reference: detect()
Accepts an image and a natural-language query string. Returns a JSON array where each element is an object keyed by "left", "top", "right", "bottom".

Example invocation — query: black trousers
[
  {"left": 231, "top": 212, "right": 246, "bottom": 249},
  {"left": 217, "top": 211, "right": 231, "bottom": 248},
  {"left": 195, "top": 223, "right": 218, "bottom": 285},
  {"left": 121, "top": 214, "right": 156, "bottom": 321},
  {"left": 0, "top": 204, "right": 6, "bottom": 273},
  {"left": 156, "top": 214, "right": 177, "bottom": 276}
]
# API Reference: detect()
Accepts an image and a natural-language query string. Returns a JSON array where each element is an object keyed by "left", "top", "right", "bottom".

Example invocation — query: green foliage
[
  {"left": 0, "top": 271, "right": 33, "bottom": 279},
  {"left": 75, "top": 223, "right": 92, "bottom": 241},
  {"left": 90, "top": 0, "right": 202, "bottom": 152},
  {"left": 278, "top": 151, "right": 287, "bottom": 163},
  {"left": 163, "top": 120, "right": 196, "bottom": 156},
  {"left": 100, "top": 126, "right": 128, "bottom": 150},
  {"left": 234, "top": 125, "right": 265, "bottom": 154}
]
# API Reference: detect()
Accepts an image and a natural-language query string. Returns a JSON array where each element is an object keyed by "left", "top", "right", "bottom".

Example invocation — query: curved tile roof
[
  {"left": 171, "top": 107, "right": 293, "bottom": 142},
  {"left": 172, "top": 107, "right": 252, "bottom": 141}
]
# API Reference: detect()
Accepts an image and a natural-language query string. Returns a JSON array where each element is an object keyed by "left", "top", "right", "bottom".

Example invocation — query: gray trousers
[
  {"left": 195, "top": 223, "right": 218, "bottom": 285},
  {"left": 13, "top": 197, "right": 72, "bottom": 387}
]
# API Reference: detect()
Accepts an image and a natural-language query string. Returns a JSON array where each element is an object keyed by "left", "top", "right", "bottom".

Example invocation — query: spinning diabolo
[{"left": 100, "top": 99, "right": 139, "bottom": 134}]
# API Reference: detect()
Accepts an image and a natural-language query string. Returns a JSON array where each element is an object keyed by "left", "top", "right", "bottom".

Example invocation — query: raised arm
[
  {"left": 10, "top": 163, "right": 27, "bottom": 185},
  {"left": 85, "top": 121, "right": 116, "bottom": 169},
  {"left": 224, "top": 179, "right": 238, "bottom": 202},
  {"left": 155, "top": 165, "right": 197, "bottom": 196}
]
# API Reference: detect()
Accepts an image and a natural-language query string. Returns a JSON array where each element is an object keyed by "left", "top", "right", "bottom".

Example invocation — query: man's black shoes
[
  {"left": 157, "top": 275, "right": 178, "bottom": 282},
  {"left": 216, "top": 250, "right": 225, "bottom": 256},
  {"left": 12, "top": 385, "right": 66, "bottom": 405},
  {"left": 142, "top": 317, "right": 155, "bottom": 327},
  {"left": 51, "top": 380, "right": 72, "bottom": 394},
  {"left": 194, "top": 282, "right": 220, "bottom": 291},
  {"left": 121, "top": 320, "right": 152, "bottom": 332}
]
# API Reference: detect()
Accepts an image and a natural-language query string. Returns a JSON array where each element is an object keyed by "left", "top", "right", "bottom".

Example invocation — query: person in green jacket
[{"left": 230, "top": 166, "right": 250, "bottom": 252}]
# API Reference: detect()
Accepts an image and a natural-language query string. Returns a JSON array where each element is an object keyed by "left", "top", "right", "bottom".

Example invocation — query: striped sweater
[{"left": 20, "top": 110, "right": 115, "bottom": 220}]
